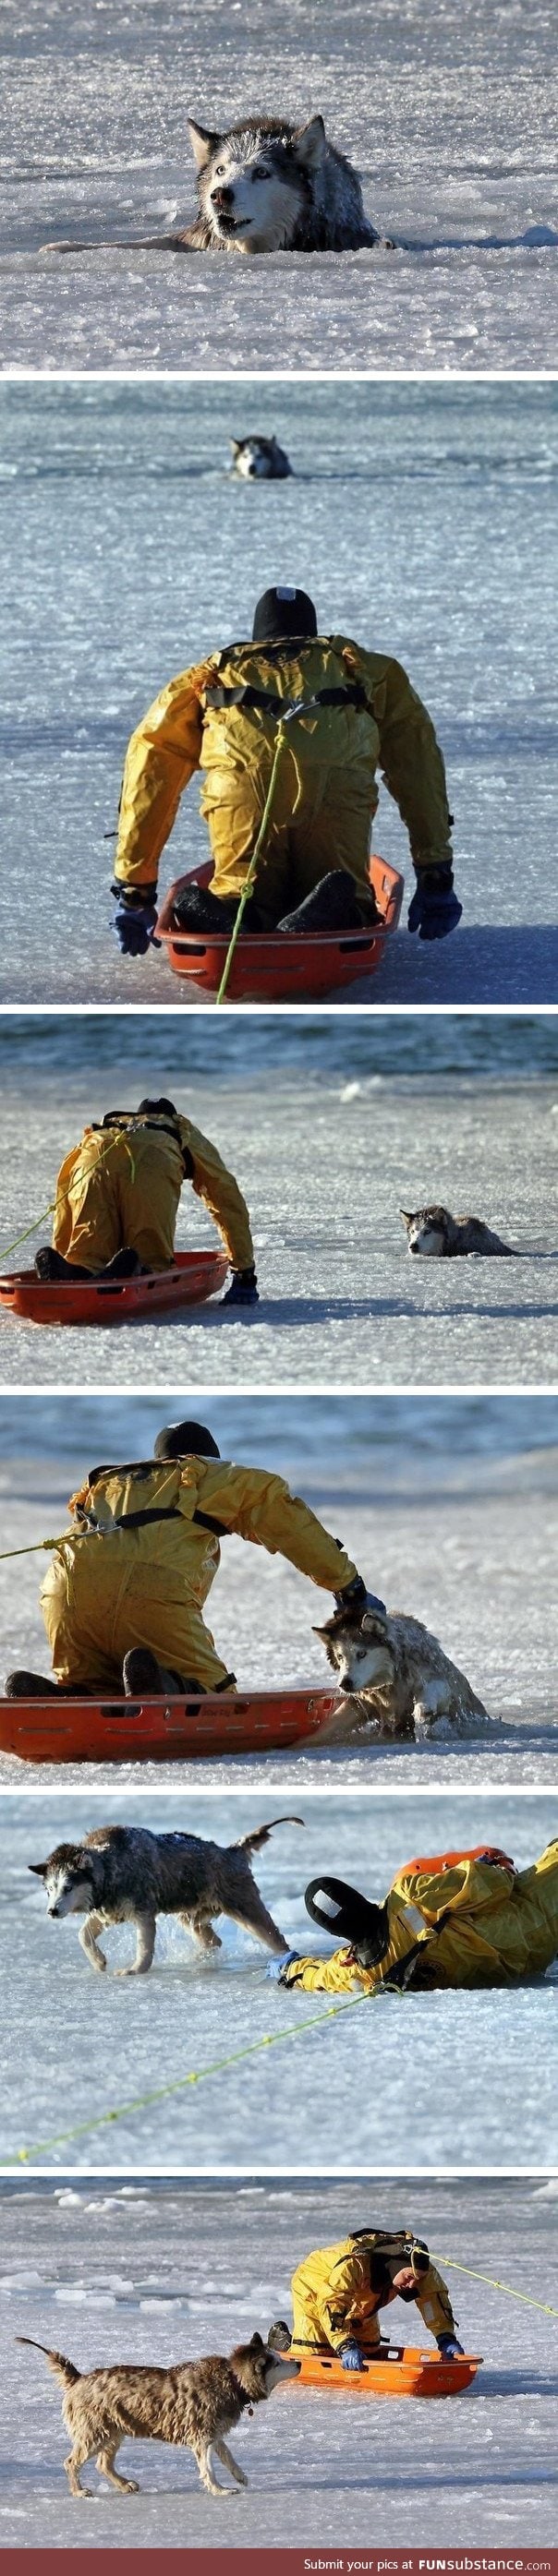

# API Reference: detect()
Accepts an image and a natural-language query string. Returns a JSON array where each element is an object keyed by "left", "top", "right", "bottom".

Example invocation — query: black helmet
[
  {"left": 252, "top": 585, "right": 318, "bottom": 643},
  {"left": 304, "top": 1875, "right": 391, "bottom": 1968},
  {"left": 154, "top": 1422, "right": 221, "bottom": 1462},
  {"left": 137, "top": 1096, "right": 178, "bottom": 1117}
]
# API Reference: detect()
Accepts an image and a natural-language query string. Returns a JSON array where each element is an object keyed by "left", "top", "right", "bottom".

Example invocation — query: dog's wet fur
[
  {"left": 230, "top": 436, "right": 292, "bottom": 476},
  {"left": 42, "top": 114, "right": 391, "bottom": 255},
  {"left": 400, "top": 1205, "right": 516, "bottom": 1258},
  {"left": 17, "top": 2330, "right": 300, "bottom": 2498},
  {"left": 314, "top": 1605, "right": 489, "bottom": 1742},
  {"left": 29, "top": 1816, "right": 303, "bottom": 1976}
]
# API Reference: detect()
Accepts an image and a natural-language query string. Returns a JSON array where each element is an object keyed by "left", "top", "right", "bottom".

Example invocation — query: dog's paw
[{"left": 119, "top": 2477, "right": 140, "bottom": 2493}]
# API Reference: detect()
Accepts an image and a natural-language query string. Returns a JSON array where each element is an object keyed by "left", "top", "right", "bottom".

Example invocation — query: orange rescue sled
[
  {"left": 155, "top": 853, "right": 404, "bottom": 1003},
  {"left": 292, "top": 2343, "right": 481, "bottom": 2399},
  {"left": 0, "top": 1684, "right": 339, "bottom": 1764},
  {"left": 0, "top": 1248, "right": 228, "bottom": 1328}
]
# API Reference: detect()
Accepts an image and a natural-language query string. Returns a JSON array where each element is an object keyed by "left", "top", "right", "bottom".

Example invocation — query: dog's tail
[
  {"left": 235, "top": 1815, "right": 305, "bottom": 1857},
  {"left": 16, "top": 2336, "right": 81, "bottom": 2389}
]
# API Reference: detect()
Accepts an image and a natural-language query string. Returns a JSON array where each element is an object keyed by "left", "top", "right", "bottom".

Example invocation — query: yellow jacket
[
  {"left": 66, "top": 1455, "right": 358, "bottom": 1605},
  {"left": 53, "top": 1111, "right": 254, "bottom": 1272},
  {"left": 291, "top": 2233, "right": 455, "bottom": 2352},
  {"left": 115, "top": 637, "right": 453, "bottom": 893},
  {"left": 282, "top": 1844, "right": 558, "bottom": 1993}
]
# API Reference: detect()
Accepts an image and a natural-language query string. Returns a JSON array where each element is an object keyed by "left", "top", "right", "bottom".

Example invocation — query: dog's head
[
  {"left": 28, "top": 1843, "right": 97, "bottom": 1918},
  {"left": 230, "top": 436, "right": 282, "bottom": 476},
  {"left": 230, "top": 2331, "right": 300, "bottom": 2400},
  {"left": 400, "top": 1205, "right": 450, "bottom": 1257},
  {"left": 189, "top": 115, "right": 326, "bottom": 250},
  {"left": 314, "top": 1607, "right": 395, "bottom": 1696}
]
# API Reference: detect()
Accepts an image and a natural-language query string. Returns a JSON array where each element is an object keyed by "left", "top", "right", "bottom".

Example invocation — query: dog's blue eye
[{"left": 251, "top": 165, "right": 266, "bottom": 181}]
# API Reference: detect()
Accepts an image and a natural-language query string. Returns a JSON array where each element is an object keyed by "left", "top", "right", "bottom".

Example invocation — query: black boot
[
  {"left": 277, "top": 871, "right": 381, "bottom": 934},
  {"left": 5, "top": 1669, "right": 61, "bottom": 1698},
  {"left": 122, "top": 1649, "right": 204, "bottom": 1698},
  {"left": 100, "top": 1249, "right": 146, "bottom": 1280},
  {"left": 34, "top": 1247, "right": 94, "bottom": 1282},
  {"left": 267, "top": 2320, "right": 292, "bottom": 2352},
  {"left": 172, "top": 884, "right": 265, "bottom": 936}
]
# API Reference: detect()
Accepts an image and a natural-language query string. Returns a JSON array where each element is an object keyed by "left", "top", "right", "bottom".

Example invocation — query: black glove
[
  {"left": 437, "top": 2334, "right": 465, "bottom": 2357},
  {"left": 334, "top": 1575, "right": 387, "bottom": 1619},
  {"left": 112, "top": 885, "right": 160, "bottom": 957},
  {"left": 407, "top": 866, "right": 462, "bottom": 941},
  {"left": 222, "top": 1267, "right": 259, "bottom": 1306}
]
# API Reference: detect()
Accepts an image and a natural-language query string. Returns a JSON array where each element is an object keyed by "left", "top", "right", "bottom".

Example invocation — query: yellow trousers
[
  {"left": 40, "top": 1535, "right": 230, "bottom": 1693},
  {"left": 53, "top": 1128, "right": 183, "bottom": 1274},
  {"left": 200, "top": 756, "right": 377, "bottom": 922}
]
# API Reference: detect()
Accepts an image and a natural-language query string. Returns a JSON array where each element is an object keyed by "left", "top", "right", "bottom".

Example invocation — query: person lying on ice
[
  {"left": 32, "top": 1095, "right": 257, "bottom": 1305},
  {"left": 265, "top": 1844, "right": 558, "bottom": 1991},
  {"left": 5, "top": 1419, "right": 384, "bottom": 1703},
  {"left": 111, "top": 585, "right": 461, "bottom": 952},
  {"left": 269, "top": 2228, "right": 462, "bottom": 2366}
]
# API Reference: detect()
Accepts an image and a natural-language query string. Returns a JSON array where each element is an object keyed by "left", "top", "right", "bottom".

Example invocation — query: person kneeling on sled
[
  {"left": 266, "top": 1842, "right": 558, "bottom": 1993},
  {"left": 5, "top": 1424, "right": 385, "bottom": 1705},
  {"left": 33, "top": 1096, "right": 257, "bottom": 1306},
  {"left": 269, "top": 2228, "right": 462, "bottom": 2367},
  {"left": 111, "top": 586, "right": 461, "bottom": 950}
]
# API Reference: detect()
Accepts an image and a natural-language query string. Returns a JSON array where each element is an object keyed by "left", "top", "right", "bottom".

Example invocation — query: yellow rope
[
  {"left": 215, "top": 719, "right": 288, "bottom": 1005},
  {"left": 0, "top": 1129, "right": 138, "bottom": 1269},
  {"left": 0, "top": 1536, "right": 70, "bottom": 1561},
  {"left": 432, "top": 2255, "right": 558, "bottom": 2318}
]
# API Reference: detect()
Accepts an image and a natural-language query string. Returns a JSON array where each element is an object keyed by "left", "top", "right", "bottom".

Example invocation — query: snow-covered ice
[
  {"left": 0, "top": 1793, "right": 556, "bottom": 2166},
  {"left": 1, "top": 0, "right": 557, "bottom": 369},
  {"left": 1, "top": 1015, "right": 558, "bottom": 1385},
  {"left": 1, "top": 379, "right": 557, "bottom": 1005},
  {"left": 0, "top": 1394, "right": 556, "bottom": 1786},
  {"left": 0, "top": 2178, "right": 556, "bottom": 2544}
]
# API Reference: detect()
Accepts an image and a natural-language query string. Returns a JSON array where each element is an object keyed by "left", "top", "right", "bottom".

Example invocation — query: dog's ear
[
  {"left": 248, "top": 2330, "right": 265, "bottom": 2352},
  {"left": 188, "top": 119, "right": 220, "bottom": 171},
  {"left": 230, "top": 439, "right": 242, "bottom": 455},
  {"left": 399, "top": 1210, "right": 413, "bottom": 1224},
  {"left": 28, "top": 1860, "right": 48, "bottom": 1876},
  {"left": 292, "top": 114, "right": 327, "bottom": 169}
]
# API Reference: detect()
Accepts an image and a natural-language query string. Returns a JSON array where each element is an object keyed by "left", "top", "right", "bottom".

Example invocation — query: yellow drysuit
[
  {"left": 291, "top": 2232, "right": 455, "bottom": 2353},
  {"left": 51, "top": 1110, "right": 254, "bottom": 1275},
  {"left": 39, "top": 1455, "right": 358, "bottom": 1693},
  {"left": 114, "top": 637, "right": 453, "bottom": 923},
  {"left": 281, "top": 1846, "right": 558, "bottom": 1992}
]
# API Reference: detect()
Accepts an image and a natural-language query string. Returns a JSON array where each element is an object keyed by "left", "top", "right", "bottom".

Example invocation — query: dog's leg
[
  {"left": 193, "top": 2443, "right": 233, "bottom": 2497},
  {"left": 79, "top": 1914, "right": 108, "bottom": 1972},
  {"left": 179, "top": 1910, "right": 222, "bottom": 1952},
  {"left": 64, "top": 2443, "right": 96, "bottom": 2497},
  {"left": 213, "top": 2438, "right": 249, "bottom": 2488},
  {"left": 96, "top": 2445, "right": 140, "bottom": 2494},
  {"left": 114, "top": 1911, "right": 156, "bottom": 1976},
  {"left": 225, "top": 1894, "right": 289, "bottom": 1955}
]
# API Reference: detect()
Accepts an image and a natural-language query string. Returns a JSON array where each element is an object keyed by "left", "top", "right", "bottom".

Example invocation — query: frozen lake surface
[
  {"left": 1, "top": 379, "right": 557, "bottom": 1005},
  {"left": 0, "top": 2178, "right": 556, "bottom": 2546},
  {"left": 1, "top": 1018, "right": 558, "bottom": 1385},
  {"left": 1, "top": 0, "right": 557, "bottom": 369},
  {"left": 0, "top": 1793, "right": 556, "bottom": 2167},
  {"left": 0, "top": 1394, "right": 556, "bottom": 1788}
]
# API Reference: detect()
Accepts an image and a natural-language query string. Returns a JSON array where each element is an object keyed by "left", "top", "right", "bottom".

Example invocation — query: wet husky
[
  {"left": 43, "top": 114, "right": 389, "bottom": 255},
  {"left": 230, "top": 435, "right": 292, "bottom": 477},
  {"left": 18, "top": 2330, "right": 300, "bottom": 2498},
  {"left": 28, "top": 1816, "right": 303, "bottom": 1976},
  {"left": 314, "top": 1605, "right": 489, "bottom": 1742},
  {"left": 400, "top": 1205, "right": 516, "bottom": 1258}
]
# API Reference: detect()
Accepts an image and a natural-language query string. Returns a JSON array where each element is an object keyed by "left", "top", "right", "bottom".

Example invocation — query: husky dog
[
  {"left": 28, "top": 1816, "right": 303, "bottom": 1976},
  {"left": 43, "top": 114, "right": 388, "bottom": 255},
  {"left": 230, "top": 435, "right": 292, "bottom": 477},
  {"left": 314, "top": 1605, "right": 489, "bottom": 1742},
  {"left": 17, "top": 2331, "right": 300, "bottom": 2498},
  {"left": 400, "top": 1205, "right": 516, "bottom": 1258}
]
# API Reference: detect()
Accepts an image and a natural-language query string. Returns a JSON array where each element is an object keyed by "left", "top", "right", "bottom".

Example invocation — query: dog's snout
[
  {"left": 212, "top": 184, "right": 234, "bottom": 206},
  {"left": 49, "top": 1902, "right": 60, "bottom": 1916}
]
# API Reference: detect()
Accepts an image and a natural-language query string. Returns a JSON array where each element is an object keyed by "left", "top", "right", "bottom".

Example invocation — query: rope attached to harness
[
  {"left": 215, "top": 715, "right": 289, "bottom": 1006},
  {"left": 0, "top": 1129, "right": 140, "bottom": 1269},
  {"left": 431, "top": 2257, "right": 558, "bottom": 2318}
]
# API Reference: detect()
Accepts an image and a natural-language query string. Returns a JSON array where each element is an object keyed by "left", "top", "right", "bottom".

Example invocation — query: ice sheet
[
  {"left": 1, "top": 379, "right": 557, "bottom": 1005},
  {"left": 0, "top": 2178, "right": 556, "bottom": 2544},
  {"left": 1, "top": 0, "right": 557, "bottom": 368},
  {"left": 0, "top": 1792, "right": 556, "bottom": 2167}
]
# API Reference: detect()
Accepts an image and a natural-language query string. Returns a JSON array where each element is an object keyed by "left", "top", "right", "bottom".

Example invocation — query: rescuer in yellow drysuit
[
  {"left": 112, "top": 587, "right": 461, "bottom": 956},
  {"left": 5, "top": 1421, "right": 385, "bottom": 1703},
  {"left": 266, "top": 1847, "right": 558, "bottom": 1993},
  {"left": 32, "top": 1097, "right": 257, "bottom": 1303},
  {"left": 281, "top": 2230, "right": 459, "bottom": 2365}
]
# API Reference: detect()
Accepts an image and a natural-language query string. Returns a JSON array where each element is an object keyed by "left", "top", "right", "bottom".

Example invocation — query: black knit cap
[
  {"left": 304, "top": 1875, "right": 391, "bottom": 1968},
  {"left": 252, "top": 585, "right": 318, "bottom": 643},
  {"left": 154, "top": 1422, "right": 221, "bottom": 1461},
  {"left": 137, "top": 1097, "right": 178, "bottom": 1116}
]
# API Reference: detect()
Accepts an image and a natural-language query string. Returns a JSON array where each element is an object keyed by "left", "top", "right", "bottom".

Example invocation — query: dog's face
[
  {"left": 314, "top": 1608, "right": 395, "bottom": 1696},
  {"left": 232, "top": 2332, "right": 300, "bottom": 2399},
  {"left": 28, "top": 1844, "right": 95, "bottom": 1918},
  {"left": 230, "top": 436, "right": 280, "bottom": 476},
  {"left": 400, "top": 1206, "right": 450, "bottom": 1257},
  {"left": 189, "top": 116, "right": 326, "bottom": 250}
]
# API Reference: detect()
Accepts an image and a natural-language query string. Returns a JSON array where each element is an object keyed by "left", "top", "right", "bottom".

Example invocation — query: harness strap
[
  {"left": 90, "top": 1114, "right": 194, "bottom": 1179},
  {"left": 203, "top": 680, "right": 371, "bottom": 716},
  {"left": 85, "top": 1502, "right": 229, "bottom": 1538}
]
